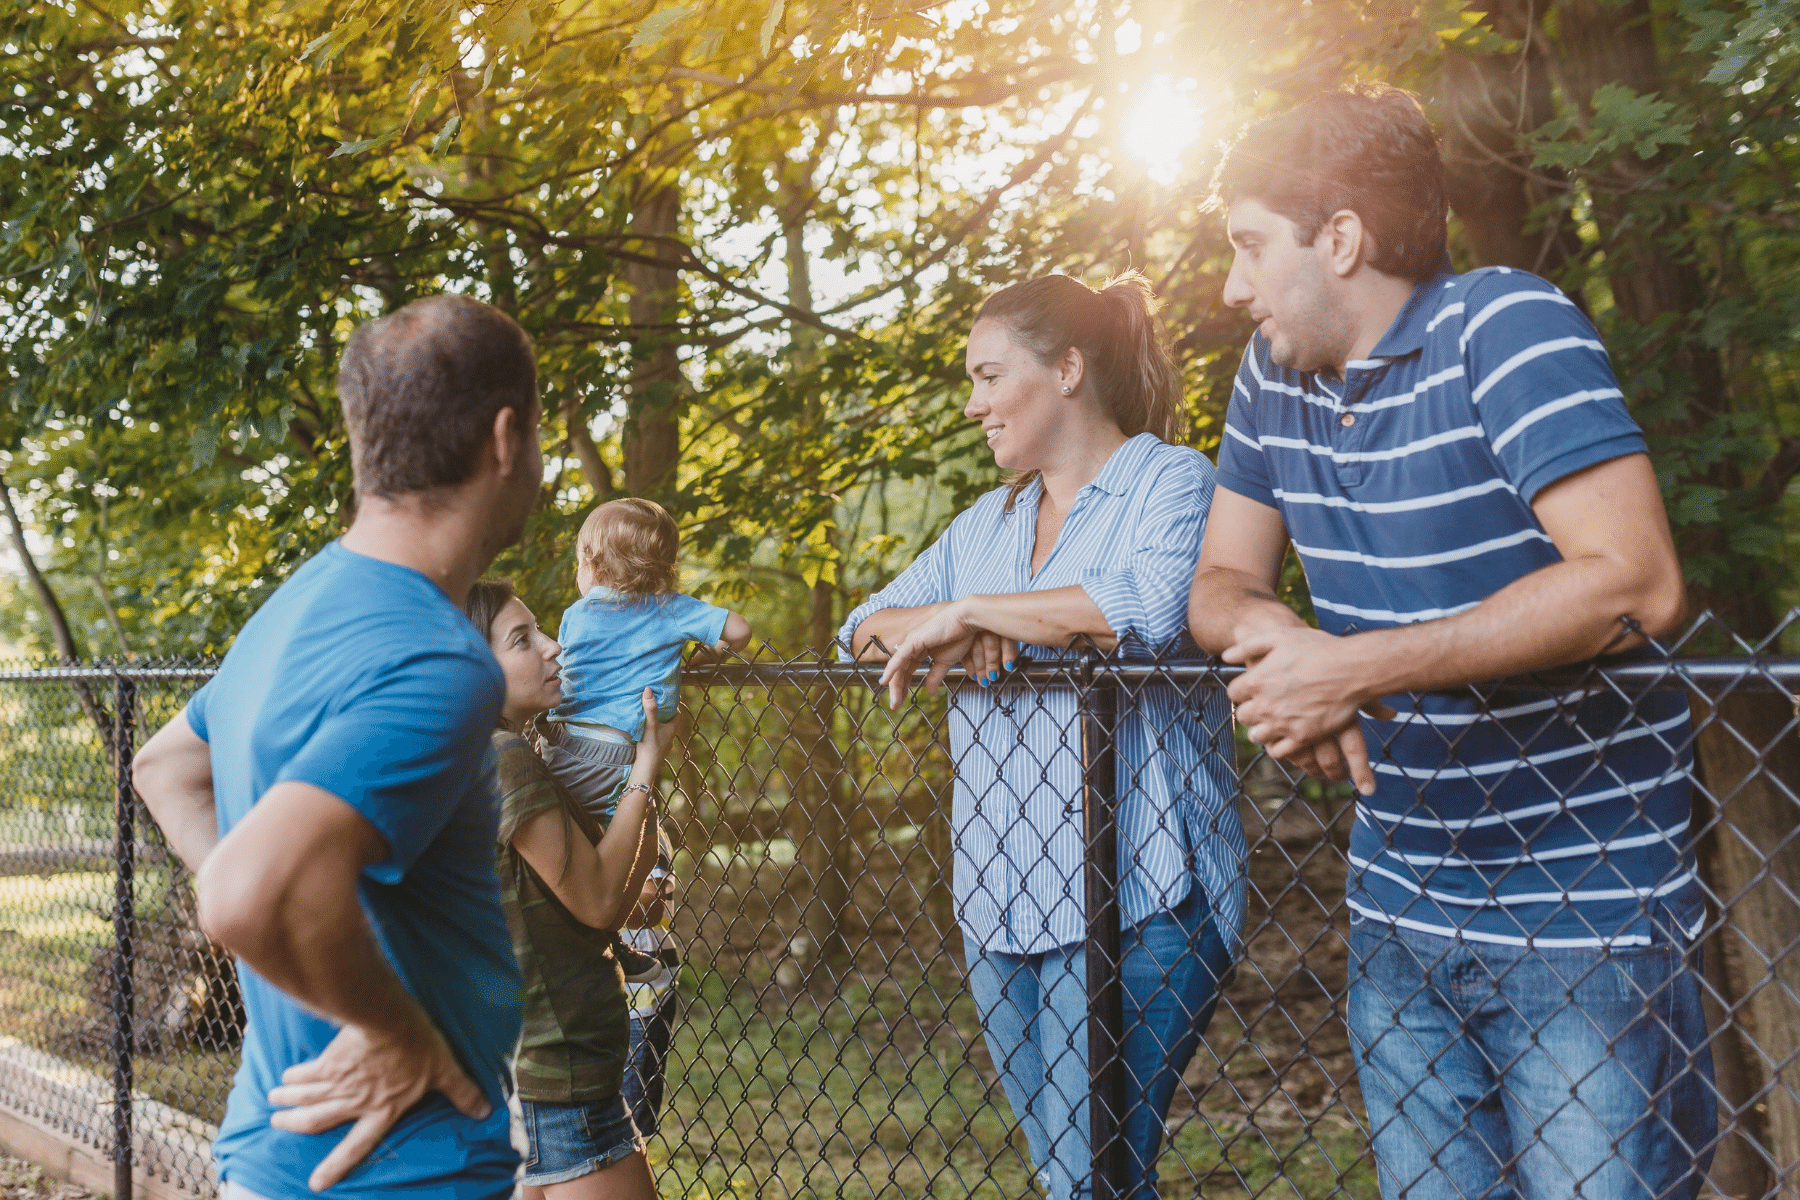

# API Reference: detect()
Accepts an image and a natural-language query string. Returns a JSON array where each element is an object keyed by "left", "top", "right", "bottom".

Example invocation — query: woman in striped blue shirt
[{"left": 838, "top": 273, "right": 1245, "bottom": 1200}]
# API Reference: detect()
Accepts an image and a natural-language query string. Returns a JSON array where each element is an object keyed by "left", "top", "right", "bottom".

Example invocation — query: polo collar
[{"left": 1365, "top": 267, "right": 1458, "bottom": 361}]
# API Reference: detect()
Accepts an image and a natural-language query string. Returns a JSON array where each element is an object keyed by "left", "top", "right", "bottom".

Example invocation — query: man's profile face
[{"left": 1222, "top": 198, "right": 1347, "bottom": 375}]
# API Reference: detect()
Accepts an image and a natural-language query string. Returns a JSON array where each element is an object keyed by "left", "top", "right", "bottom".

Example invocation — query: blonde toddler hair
[{"left": 578, "top": 498, "right": 680, "bottom": 599}]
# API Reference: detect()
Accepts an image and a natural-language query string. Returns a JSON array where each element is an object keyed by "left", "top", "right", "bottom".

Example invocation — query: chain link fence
[{"left": 0, "top": 614, "right": 1794, "bottom": 1198}]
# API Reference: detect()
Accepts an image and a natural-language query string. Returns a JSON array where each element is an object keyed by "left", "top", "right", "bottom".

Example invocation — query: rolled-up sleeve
[
  {"left": 1080, "top": 451, "right": 1215, "bottom": 652},
  {"left": 836, "top": 523, "right": 958, "bottom": 659}
]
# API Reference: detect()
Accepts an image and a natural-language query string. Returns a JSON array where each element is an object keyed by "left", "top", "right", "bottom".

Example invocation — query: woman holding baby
[
  {"left": 840, "top": 271, "right": 1244, "bottom": 1200},
  {"left": 459, "top": 580, "right": 669, "bottom": 1200}
]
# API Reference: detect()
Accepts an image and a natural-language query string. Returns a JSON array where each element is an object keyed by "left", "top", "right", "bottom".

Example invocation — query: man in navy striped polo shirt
[{"left": 1188, "top": 87, "right": 1715, "bottom": 1199}]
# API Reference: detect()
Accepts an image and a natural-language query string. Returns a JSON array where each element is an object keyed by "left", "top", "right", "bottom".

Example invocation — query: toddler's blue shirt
[{"left": 554, "top": 589, "right": 731, "bottom": 738}]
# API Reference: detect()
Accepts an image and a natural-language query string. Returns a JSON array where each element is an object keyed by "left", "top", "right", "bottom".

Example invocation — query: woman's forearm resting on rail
[{"left": 875, "top": 587, "right": 1118, "bottom": 707}]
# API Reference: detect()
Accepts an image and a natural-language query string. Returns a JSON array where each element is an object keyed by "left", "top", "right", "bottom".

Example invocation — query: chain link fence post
[
  {"left": 1080, "top": 653, "right": 1125, "bottom": 1200},
  {"left": 110, "top": 673, "right": 138, "bottom": 1200}
]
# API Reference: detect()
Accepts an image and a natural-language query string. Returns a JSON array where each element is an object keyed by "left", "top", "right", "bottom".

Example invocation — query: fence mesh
[{"left": 0, "top": 615, "right": 1792, "bottom": 1199}]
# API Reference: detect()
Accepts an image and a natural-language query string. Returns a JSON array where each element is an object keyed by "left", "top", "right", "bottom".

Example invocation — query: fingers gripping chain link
[{"left": 0, "top": 620, "right": 1794, "bottom": 1198}]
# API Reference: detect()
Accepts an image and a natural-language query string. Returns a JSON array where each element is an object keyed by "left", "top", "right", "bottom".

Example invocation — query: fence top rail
[
  {"left": 677, "top": 654, "right": 1800, "bottom": 695},
  {"left": 0, "top": 656, "right": 1795, "bottom": 695},
  {"left": 0, "top": 665, "right": 217, "bottom": 683}
]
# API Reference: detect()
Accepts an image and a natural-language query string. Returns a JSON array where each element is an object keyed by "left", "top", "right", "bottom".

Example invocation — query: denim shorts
[{"left": 518, "top": 1092, "right": 645, "bottom": 1186}]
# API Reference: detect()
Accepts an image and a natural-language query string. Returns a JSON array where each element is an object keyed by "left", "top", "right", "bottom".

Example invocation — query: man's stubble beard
[
  {"left": 1267, "top": 259, "right": 1353, "bottom": 377},
  {"left": 480, "top": 472, "right": 539, "bottom": 563}
]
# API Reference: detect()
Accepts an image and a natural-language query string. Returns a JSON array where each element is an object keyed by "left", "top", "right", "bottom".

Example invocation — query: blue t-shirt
[
  {"left": 1217, "top": 266, "right": 1701, "bottom": 949},
  {"left": 185, "top": 541, "right": 523, "bottom": 1199},
  {"left": 553, "top": 590, "right": 730, "bottom": 738}
]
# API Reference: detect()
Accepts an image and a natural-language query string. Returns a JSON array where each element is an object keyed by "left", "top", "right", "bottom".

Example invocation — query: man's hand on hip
[
  {"left": 1223, "top": 625, "right": 1395, "bottom": 796},
  {"left": 267, "top": 1018, "right": 491, "bottom": 1191}
]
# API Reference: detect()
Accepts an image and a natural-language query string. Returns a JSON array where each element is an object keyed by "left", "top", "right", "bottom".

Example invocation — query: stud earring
[{"left": 1062, "top": 386, "right": 1071, "bottom": 395}]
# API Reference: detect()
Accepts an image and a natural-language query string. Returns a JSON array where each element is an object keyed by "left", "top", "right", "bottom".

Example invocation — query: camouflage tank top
[{"left": 492, "top": 730, "right": 631, "bottom": 1102}]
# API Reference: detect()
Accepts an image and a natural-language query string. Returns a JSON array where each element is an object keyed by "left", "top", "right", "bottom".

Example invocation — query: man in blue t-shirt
[
  {"left": 1188, "top": 88, "right": 1715, "bottom": 1199},
  {"left": 131, "top": 295, "right": 543, "bottom": 1199}
]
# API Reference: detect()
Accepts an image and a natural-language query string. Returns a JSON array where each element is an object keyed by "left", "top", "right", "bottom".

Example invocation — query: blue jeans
[
  {"left": 1348, "top": 919, "right": 1716, "bottom": 1200},
  {"left": 965, "top": 885, "right": 1231, "bottom": 1200}
]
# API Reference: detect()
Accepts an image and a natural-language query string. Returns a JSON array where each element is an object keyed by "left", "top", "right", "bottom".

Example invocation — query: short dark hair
[
  {"left": 337, "top": 295, "right": 538, "bottom": 499},
  {"left": 1213, "top": 84, "right": 1448, "bottom": 282}
]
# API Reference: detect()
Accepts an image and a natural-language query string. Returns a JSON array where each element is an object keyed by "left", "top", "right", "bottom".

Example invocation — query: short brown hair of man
[
  {"left": 578, "top": 498, "right": 680, "bottom": 599},
  {"left": 337, "top": 294, "right": 538, "bottom": 499},
  {"left": 1212, "top": 84, "right": 1448, "bottom": 283}
]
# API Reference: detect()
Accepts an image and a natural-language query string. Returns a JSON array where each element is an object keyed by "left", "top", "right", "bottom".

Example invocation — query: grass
[
  {"left": 649, "top": 961, "right": 1376, "bottom": 1200},
  {"left": 0, "top": 864, "right": 1376, "bottom": 1199}
]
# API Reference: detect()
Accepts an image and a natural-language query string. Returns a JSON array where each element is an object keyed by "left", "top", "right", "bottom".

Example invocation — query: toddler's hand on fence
[{"left": 266, "top": 1019, "right": 491, "bottom": 1191}]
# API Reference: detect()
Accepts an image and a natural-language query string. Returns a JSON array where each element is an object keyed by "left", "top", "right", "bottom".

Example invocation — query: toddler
[{"left": 543, "top": 496, "right": 751, "bottom": 824}]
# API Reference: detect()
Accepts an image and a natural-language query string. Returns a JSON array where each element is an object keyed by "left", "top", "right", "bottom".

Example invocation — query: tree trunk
[
  {"left": 1685, "top": 579, "right": 1798, "bottom": 1194},
  {"left": 1547, "top": 3, "right": 1792, "bottom": 1185},
  {"left": 623, "top": 184, "right": 684, "bottom": 502},
  {"left": 561, "top": 397, "right": 614, "bottom": 498},
  {"left": 1438, "top": 0, "right": 1587, "bottom": 277},
  {"left": 783, "top": 211, "right": 851, "bottom": 972}
]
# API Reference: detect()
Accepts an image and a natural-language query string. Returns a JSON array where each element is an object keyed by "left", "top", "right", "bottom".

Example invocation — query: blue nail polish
[
  {"left": 979, "top": 675, "right": 988, "bottom": 687},
  {"left": 1004, "top": 660, "right": 1015, "bottom": 671},
  {"left": 988, "top": 670, "right": 999, "bottom": 683}
]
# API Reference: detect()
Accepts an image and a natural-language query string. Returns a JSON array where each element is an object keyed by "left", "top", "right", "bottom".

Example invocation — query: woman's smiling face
[
  {"left": 963, "top": 317, "right": 1068, "bottom": 472},
  {"left": 488, "top": 596, "right": 563, "bottom": 722}
]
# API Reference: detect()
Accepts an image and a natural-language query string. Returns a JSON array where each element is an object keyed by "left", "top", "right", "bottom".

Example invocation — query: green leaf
[
  {"left": 759, "top": 0, "right": 785, "bottom": 55},
  {"left": 431, "top": 114, "right": 462, "bottom": 156},
  {"left": 190, "top": 425, "right": 218, "bottom": 471},
  {"left": 329, "top": 129, "right": 398, "bottom": 158},
  {"left": 629, "top": 6, "right": 694, "bottom": 49},
  {"left": 494, "top": 2, "right": 535, "bottom": 47}
]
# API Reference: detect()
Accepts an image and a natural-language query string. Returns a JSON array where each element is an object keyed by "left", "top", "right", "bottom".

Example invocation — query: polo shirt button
[{"left": 1340, "top": 413, "right": 1356, "bottom": 427}]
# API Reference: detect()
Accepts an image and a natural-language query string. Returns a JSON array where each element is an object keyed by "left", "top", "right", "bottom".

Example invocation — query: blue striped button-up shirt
[{"left": 838, "top": 434, "right": 1246, "bottom": 956}]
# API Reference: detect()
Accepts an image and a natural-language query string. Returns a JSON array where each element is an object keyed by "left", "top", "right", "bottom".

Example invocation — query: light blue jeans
[
  {"left": 1348, "top": 917, "right": 1716, "bottom": 1200},
  {"left": 965, "top": 885, "right": 1231, "bottom": 1200}
]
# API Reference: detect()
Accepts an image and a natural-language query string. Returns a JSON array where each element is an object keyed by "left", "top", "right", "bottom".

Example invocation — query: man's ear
[
  {"left": 489, "top": 403, "right": 532, "bottom": 479},
  {"left": 1322, "top": 209, "right": 1371, "bottom": 279}
]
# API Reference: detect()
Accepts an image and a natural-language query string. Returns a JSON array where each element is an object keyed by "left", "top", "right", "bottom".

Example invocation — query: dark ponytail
[{"left": 974, "top": 271, "right": 1184, "bottom": 509}]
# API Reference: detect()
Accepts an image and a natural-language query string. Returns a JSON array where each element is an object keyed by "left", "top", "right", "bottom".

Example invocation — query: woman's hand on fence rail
[{"left": 878, "top": 603, "right": 1018, "bottom": 708}]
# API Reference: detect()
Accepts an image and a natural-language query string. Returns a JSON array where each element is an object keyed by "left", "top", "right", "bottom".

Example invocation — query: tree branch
[
  {"left": 561, "top": 397, "right": 614, "bottom": 499},
  {"left": 1, "top": 475, "right": 114, "bottom": 750}
]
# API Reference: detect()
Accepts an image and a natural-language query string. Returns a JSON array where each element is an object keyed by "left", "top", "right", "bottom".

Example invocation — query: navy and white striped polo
[{"left": 1216, "top": 266, "right": 1702, "bottom": 948}]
